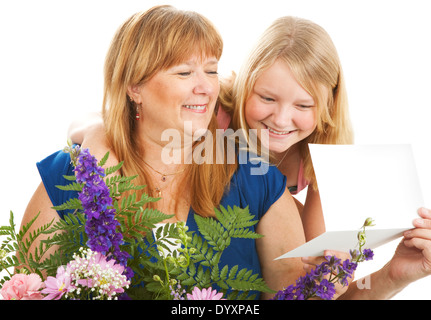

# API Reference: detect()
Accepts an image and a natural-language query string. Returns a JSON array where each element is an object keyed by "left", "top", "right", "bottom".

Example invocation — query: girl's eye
[
  {"left": 206, "top": 71, "right": 218, "bottom": 75},
  {"left": 298, "top": 104, "right": 314, "bottom": 109},
  {"left": 260, "top": 95, "right": 275, "bottom": 102},
  {"left": 177, "top": 72, "right": 191, "bottom": 76}
]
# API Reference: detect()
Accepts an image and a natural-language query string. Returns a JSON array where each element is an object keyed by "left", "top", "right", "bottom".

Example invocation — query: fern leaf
[
  {"left": 55, "top": 182, "right": 83, "bottom": 192},
  {"left": 8, "top": 211, "right": 16, "bottom": 232},
  {"left": 105, "top": 161, "right": 124, "bottom": 176},
  {"left": 52, "top": 198, "right": 83, "bottom": 212},
  {"left": 194, "top": 214, "right": 227, "bottom": 251},
  {"left": 97, "top": 151, "right": 110, "bottom": 168},
  {"left": 230, "top": 228, "right": 263, "bottom": 239},
  {"left": 62, "top": 174, "right": 77, "bottom": 181},
  {"left": 228, "top": 265, "right": 238, "bottom": 280}
]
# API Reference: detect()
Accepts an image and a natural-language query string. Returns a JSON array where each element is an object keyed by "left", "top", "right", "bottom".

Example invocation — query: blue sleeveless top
[{"left": 37, "top": 149, "right": 287, "bottom": 299}]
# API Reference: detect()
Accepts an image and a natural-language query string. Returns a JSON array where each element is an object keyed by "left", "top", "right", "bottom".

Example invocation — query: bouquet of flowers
[
  {"left": 0, "top": 142, "right": 271, "bottom": 300},
  {"left": 0, "top": 142, "right": 374, "bottom": 300}
]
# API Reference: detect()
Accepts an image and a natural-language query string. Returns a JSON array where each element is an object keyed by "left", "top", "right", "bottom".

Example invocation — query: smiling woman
[{"left": 100, "top": 6, "right": 230, "bottom": 219}]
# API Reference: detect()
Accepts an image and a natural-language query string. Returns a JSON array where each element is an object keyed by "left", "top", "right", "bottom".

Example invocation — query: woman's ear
[{"left": 127, "top": 84, "right": 142, "bottom": 104}]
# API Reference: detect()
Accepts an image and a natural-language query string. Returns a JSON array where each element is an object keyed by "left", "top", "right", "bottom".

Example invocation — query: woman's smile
[{"left": 182, "top": 104, "right": 208, "bottom": 113}]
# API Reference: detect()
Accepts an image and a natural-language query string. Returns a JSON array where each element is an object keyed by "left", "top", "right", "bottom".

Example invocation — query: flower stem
[{"left": 0, "top": 260, "right": 13, "bottom": 277}]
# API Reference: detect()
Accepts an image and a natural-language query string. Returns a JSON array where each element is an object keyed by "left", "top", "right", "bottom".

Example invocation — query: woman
[{"left": 21, "top": 5, "right": 306, "bottom": 300}]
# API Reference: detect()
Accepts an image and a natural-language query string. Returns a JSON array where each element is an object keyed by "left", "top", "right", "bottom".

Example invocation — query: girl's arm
[
  {"left": 300, "top": 186, "right": 325, "bottom": 241},
  {"left": 256, "top": 187, "right": 306, "bottom": 299},
  {"left": 68, "top": 112, "right": 103, "bottom": 146},
  {"left": 68, "top": 113, "right": 119, "bottom": 167}
]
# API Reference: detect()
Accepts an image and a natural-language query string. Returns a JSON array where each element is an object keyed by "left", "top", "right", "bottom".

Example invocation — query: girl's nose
[{"left": 272, "top": 105, "right": 293, "bottom": 128}]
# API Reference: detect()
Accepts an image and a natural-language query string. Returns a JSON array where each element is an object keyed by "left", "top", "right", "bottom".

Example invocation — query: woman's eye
[{"left": 206, "top": 71, "right": 218, "bottom": 75}]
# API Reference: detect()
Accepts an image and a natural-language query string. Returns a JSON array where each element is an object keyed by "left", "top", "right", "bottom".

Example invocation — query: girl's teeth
[
  {"left": 268, "top": 127, "right": 290, "bottom": 135},
  {"left": 184, "top": 105, "right": 206, "bottom": 110}
]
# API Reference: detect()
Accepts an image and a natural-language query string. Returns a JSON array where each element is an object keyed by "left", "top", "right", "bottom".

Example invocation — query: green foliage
[
  {"left": 0, "top": 148, "right": 272, "bottom": 300},
  {"left": 0, "top": 211, "right": 56, "bottom": 287},
  {"left": 132, "top": 205, "right": 273, "bottom": 300},
  {"left": 172, "top": 206, "right": 272, "bottom": 300}
]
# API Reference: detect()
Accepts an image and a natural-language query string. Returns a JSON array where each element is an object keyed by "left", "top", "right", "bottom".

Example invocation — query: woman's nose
[{"left": 193, "top": 71, "right": 218, "bottom": 96}]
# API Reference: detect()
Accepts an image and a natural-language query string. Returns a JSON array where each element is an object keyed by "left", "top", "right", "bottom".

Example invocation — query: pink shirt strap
[
  {"left": 216, "top": 105, "right": 231, "bottom": 130},
  {"left": 291, "top": 159, "right": 308, "bottom": 195}
]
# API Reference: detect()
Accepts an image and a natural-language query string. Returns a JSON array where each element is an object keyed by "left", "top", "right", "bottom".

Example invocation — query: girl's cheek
[
  {"left": 295, "top": 110, "right": 318, "bottom": 131},
  {"left": 245, "top": 100, "right": 269, "bottom": 127}
]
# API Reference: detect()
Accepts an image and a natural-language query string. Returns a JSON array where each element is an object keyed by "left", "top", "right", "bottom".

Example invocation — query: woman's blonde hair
[
  {"left": 102, "top": 5, "right": 237, "bottom": 217},
  {"left": 222, "top": 16, "right": 353, "bottom": 188}
]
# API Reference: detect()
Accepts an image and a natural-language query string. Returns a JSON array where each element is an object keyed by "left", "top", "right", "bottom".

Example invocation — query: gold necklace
[
  {"left": 142, "top": 159, "right": 186, "bottom": 182},
  {"left": 142, "top": 159, "right": 186, "bottom": 197}
]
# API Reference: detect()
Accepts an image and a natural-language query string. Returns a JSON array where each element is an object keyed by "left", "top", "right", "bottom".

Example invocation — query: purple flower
[
  {"left": 272, "top": 285, "right": 304, "bottom": 300},
  {"left": 363, "top": 249, "right": 374, "bottom": 261},
  {"left": 316, "top": 279, "right": 336, "bottom": 300},
  {"left": 74, "top": 148, "right": 132, "bottom": 279},
  {"left": 273, "top": 220, "right": 375, "bottom": 300},
  {"left": 272, "top": 255, "right": 359, "bottom": 300},
  {"left": 341, "top": 259, "right": 357, "bottom": 276},
  {"left": 336, "top": 259, "right": 357, "bottom": 286},
  {"left": 325, "top": 255, "right": 342, "bottom": 272}
]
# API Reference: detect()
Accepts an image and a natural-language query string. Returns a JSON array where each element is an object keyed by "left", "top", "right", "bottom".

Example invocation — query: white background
[{"left": 1, "top": 0, "right": 430, "bottom": 299}]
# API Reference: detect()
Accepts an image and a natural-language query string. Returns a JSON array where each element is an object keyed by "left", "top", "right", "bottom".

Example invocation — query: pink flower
[
  {"left": 0, "top": 273, "right": 44, "bottom": 300},
  {"left": 186, "top": 287, "right": 225, "bottom": 300},
  {"left": 41, "top": 266, "right": 71, "bottom": 300},
  {"left": 74, "top": 251, "right": 129, "bottom": 297}
]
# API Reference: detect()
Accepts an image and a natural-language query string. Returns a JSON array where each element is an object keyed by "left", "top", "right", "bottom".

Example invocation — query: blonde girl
[{"left": 219, "top": 16, "right": 352, "bottom": 240}]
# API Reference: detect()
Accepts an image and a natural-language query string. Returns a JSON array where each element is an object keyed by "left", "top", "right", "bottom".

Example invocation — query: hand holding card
[{"left": 276, "top": 144, "right": 424, "bottom": 259}]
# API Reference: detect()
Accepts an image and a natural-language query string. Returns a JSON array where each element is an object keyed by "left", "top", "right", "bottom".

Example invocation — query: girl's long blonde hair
[
  {"left": 221, "top": 16, "right": 353, "bottom": 188},
  {"left": 102, "top": 5, "right": 237, "bottom": 217}
]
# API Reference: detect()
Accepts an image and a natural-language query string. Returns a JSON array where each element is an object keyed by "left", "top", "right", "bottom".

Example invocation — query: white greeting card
[{"left": 276, "top": 144, "right": 424, "bottom": 259}]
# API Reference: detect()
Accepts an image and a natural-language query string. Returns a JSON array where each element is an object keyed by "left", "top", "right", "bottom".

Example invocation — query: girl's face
[{"left": 245, "top": 59, "right": 319, "bottom": 154}]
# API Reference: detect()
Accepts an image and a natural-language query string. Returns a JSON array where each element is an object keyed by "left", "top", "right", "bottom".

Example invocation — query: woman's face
[
  {"left": 133, "top": 55, "right": 219, "bottom": 145},
  {"left": 245, "top": 59, "right": 319, "bottom": 154}
]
